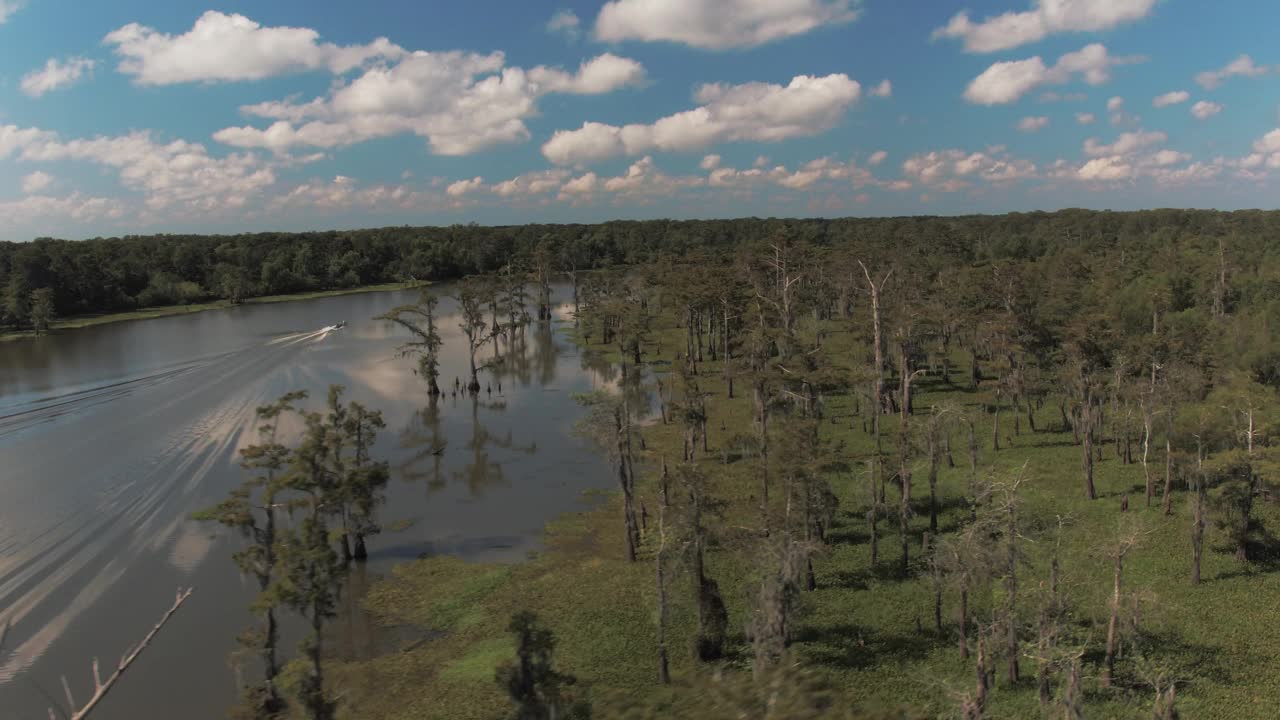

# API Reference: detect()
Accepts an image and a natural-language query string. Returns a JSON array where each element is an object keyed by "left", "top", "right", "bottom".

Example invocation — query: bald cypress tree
[
  {"left": 377, "top": 289, "right": 444, "bottom": 396},
  {"left": 193, "top": 391, "right": 305, "bottom": 719}
]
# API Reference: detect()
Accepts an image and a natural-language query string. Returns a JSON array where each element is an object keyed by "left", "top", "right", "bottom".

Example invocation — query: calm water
[{"left": 0, "top": 284, "right": 619, "bottom": 719}]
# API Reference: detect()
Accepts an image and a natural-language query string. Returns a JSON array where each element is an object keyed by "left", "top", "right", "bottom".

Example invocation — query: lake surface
[{"left": 0, "top": 283, "right": 619, "bottom": 719}]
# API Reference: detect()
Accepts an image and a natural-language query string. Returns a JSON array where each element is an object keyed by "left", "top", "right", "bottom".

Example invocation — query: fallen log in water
[{"left": 50, "top": 586, "right": 194, "bottom": 720}]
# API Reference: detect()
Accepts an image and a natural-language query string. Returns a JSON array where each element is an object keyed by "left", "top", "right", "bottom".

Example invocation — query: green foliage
[
  {"left": 496, "top": 612, "right": 591, "bottom": 720},
  {"left": 29, "top": 287, "right": 54, "bottom": 334}
]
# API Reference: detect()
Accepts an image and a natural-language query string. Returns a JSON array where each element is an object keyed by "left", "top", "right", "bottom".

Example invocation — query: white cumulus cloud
[
  {"left": 542, "top": 73, "right": 861, "bottom": 165},
  {"left": 601, "top": 156, "right": 705, "bottom": 196},
  {"left": 1076, "top": 112, "right": 1096, "bottom": 124},
  {"left": 546, "top": 9, "right": 581, "bottom": 39},
  {"left": 594, "top": 0, "right": 859, "bottom": 49},
  {"left": 217, "top": 51, "right": 646, "bottom": 157},
  {"left": 1017, "top": 116, "right": 1050, "bottom": 132},
  {"left": 20, "top": 171, "right": 52, "bottom": 194},
  {"left": 528, "top": 53, "right": 646, "bottom": 94},
  {"left": 964, "top": 44, "right": 1142, "bottom": 105},
  {"left": 1076, "top": 156, "right": 1132, "bottom": 181},
  {"left": 491, "top": 169, "right": 573, "bottom": 197},
  {"left": 902, "top": 148, "right": 1037, "bottom": 191},
  {"left": 21, "top": 57, "right": 95, "bottom": 97},
  {"left": 19, "top": 130, "right": 277, "bottom": 211},
  {"left": 708, "top": 155, "right": 885, "bottom": 191},
  {"left": 870, "top": 79, "right": 892, "bottom": 97},
  {"left": 1195, "top": 55, "right": 1269, "bottom": 90},
  {"left": 1190, "top": 101, "right": 1222, "bottom": 120},
  {"left": 103, "top": 10, "right": 405, "bottom": 85},
  {"left": 1152, "top": 90, "right": 1189, "bottom": 108},
  {"left": 1083, "top": 130, "right": 1166, "bottom": 157},
  {"left": 446, "top": 177, "right": 485, "bottom": 198},
  {"left": 0, "top": 125, "right": 56, "bottom": 159},
  {"left": 933, "top": 0, "right": 1157, "bottom": 53},
  {"left": 0, "top": 193, "right": 124, "bottom": 226},
  {"left": 0, "top": 1, "right": 21, "bottom": 24}
]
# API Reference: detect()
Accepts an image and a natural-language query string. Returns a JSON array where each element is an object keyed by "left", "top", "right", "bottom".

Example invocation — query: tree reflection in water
[{"left": 398, "top": 396, "right": 447, "bottom": 492}]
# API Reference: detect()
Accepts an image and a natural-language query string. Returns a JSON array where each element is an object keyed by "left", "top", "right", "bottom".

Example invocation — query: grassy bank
[
  {"left": 0, "top": 282, "right": 421, "bottom": 342},
  {"left": 331, "top": 309, "right": 1280, "bottom": 719}
]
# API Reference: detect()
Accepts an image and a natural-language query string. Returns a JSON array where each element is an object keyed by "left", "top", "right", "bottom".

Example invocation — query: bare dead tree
[
  {"left": 1103, "top": 521, "right": 1148, "bottom": 687},
  {"left": 1141, "top": 394, "right": 1155, "bottom": 506},
  {"left": 52, "top": 588, "right": 194, "bottom": 720},
  {"left": 1212, "top": 235, "right": 1228, "bottom": 319},
  {"left": 1162, "top": 406, "right": 1175, "bottom": 516},
  {"left": 1059, "top": 647, "right": 1086, "bottom": 720},
  {"left": 865, "top": 456, "right": 882, "bottom": 566},
  {"left": 992, "top": 465, "right": 1029, "bottom": 685},
  {"left": 858, "top": 260, "right": 893, "bottom": 435},
  {"left": 898, "top": 364, "right": 926, "bottom": 575},
  {"left": 943, "top": 521, "right": 993, "bottom": 661},
  {"left": 656, "top": 504, "right": 671, "bottom": 685},
  {"left": 749, "top": 538, "right": 810, "bottom": 678},
  {"left": 1030, "top": 516, "right": 1073, "bottom": 708}
]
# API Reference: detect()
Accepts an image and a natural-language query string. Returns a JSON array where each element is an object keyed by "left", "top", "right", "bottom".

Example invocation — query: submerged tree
[
  {"left": 342, "top": 400, "right": 390, "bottom": 561},
  {"left": 376, "top": 289, "right": 444, "bottom": 396},
  {"left": 193, "top": 391, "right": 306, "bottom": 718},
  {"left": 278, "top": 409, "right": 344, "bottom": 720},
  {"left": 457, "top": 279, "right": 490, "bottom": 392}
]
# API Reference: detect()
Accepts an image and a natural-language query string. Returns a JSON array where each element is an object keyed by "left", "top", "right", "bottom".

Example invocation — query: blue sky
[{"left": 0, "top": 0, "right": 1278, "bottom": 240}]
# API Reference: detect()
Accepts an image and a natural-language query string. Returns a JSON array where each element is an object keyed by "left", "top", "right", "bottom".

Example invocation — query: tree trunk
[
  {"left": 958, "top": 582, "right": 969, "bottom": 659},
  {"left": 974, "top": 634, "right": 988, "bottom": 715},
  {"left": 616, "top": 408, "right": 637, "bottom": 563},
  {"left": 928, "top": 426, "right": 940, "bottom": 534},
  {"left": 755, "top": 379, "right": 770, "bottom": 537},
  {"left": 868, "top": 458, "right": 879, "bottom": 566},
  {"left": 467, "top": 345, "right": 480, "bottom": 392},
  {"left": 1103, "top": 552, "right": 1122, "bottom": 687},
  {"left": 966, "top": 419, "right": 978, "bottom": 504},
  {"left": 1162, "top": 429, "right": 1174, "bottom": 515},
  {"left": 1192, "top": 474, "right": 1205, "bottom": 585},
  {"left": 899, "top": 357, "right": 914, "bottom": 577},
  {"left": 1083, "top": 393, "right": 1097, "bottom": 500},
  {"left": 656, "top": 514, "right": 671, "bottom": 685},
  {"left": 1142, "top": 400, "right": 1153, "bottom": 506},
  {"left": 724, "top": 304, "right": 734, "bottom": 399},
  {"left": 622, "top": 366, "right": 641, "bottom": 555},
  {"left": 1004, "top": 504, "right": 1019, "bottom": 685}
]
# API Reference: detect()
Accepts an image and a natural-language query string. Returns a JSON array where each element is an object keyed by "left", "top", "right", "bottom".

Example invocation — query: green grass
[
  {"left": 331, "top": 311, "right": 1280, "bottom": 720},
  {"left": 0, "top": 282, "right": 421, "bottom": 342}
]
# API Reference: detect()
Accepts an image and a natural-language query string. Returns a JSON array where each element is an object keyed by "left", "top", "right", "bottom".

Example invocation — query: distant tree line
[{"left": 6, "top": 209, "right": 1280, "bottom": 331}]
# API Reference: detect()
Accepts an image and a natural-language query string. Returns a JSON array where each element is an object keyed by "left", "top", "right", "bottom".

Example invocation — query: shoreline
[{"left": 0, "top": 281, "right": 424, "bottom": 342}]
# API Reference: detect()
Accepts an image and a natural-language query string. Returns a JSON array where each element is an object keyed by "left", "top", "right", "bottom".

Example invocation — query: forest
[
  {"left": 5, "top": 209, "right": 1280, "bottom": 334},
  {"left": 13, "top": 208, "right": 1280, "bottom": 718}
]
